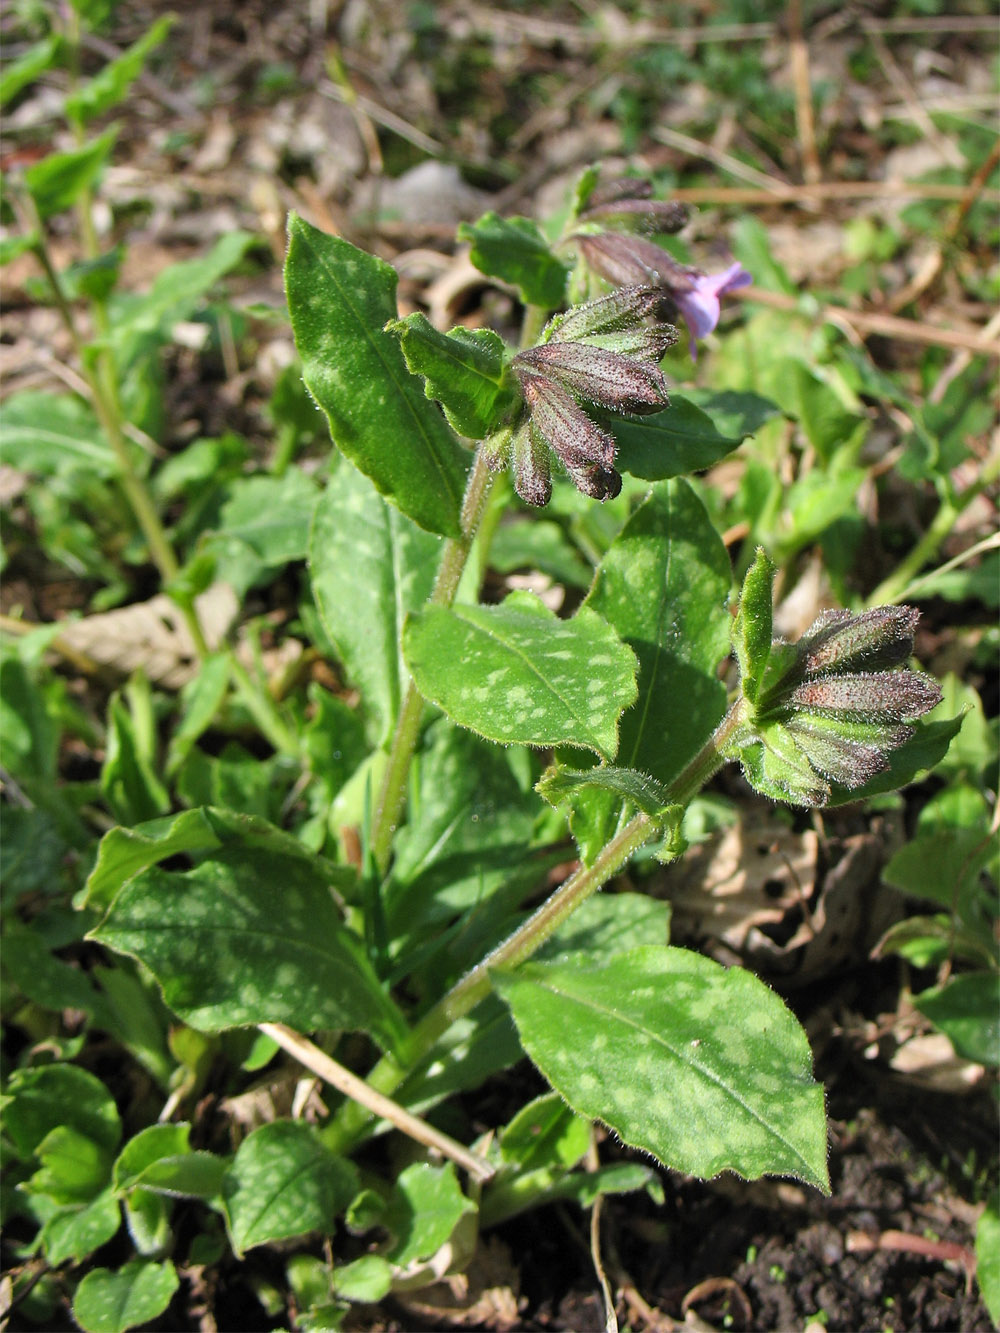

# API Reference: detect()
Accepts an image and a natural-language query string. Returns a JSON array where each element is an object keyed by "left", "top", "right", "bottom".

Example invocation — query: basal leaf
[
  {"left": 494, "top": 946, "right": 829, "bottom": 1192},
  {"left": 223, "top": 1121, "right": 357, "bottom": 1256},
  {"left": 72, "top": 1260, "right": 178, "bottom": 1333},
  {"left": 914, "top": 973, "right": 1000, "bottom": 1066},
  {"left": 388, "top": 316, "right": 519, "bottom": 438},
  {"left": 404, "top": 590, "right": 638, "bottom": 758},
  {"left": 309, "top": 464, "right": 439, "bottom": 744},
  {"left": 458, "top": 212, "right": 569, "bottom": 308},
  {"left": 0, "top": 392, "right": 115, "bottom": 477},
  {"left": 3, "top": 1064, "right": 121, "bottom": 1162},
  {"left": 89, "top": 843, "right": 404, "bottom": 1049},
  {"left": 382, "top": 1162, "right": 475, "bottom": 1266},
  {"left": 286, "top": 215, "right": 469, "bottom": 536}
]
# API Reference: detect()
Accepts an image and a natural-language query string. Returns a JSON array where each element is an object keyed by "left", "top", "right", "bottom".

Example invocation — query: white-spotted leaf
[
  {"left": 309, "top": 465, "right": 440, "bottom": 745},
  {"left": 403, "top": 590, "right": 637, "bottom": 758},
  {"left": 89, "top": 845, "right": 405, "bottom": 1050},
  {"left": 222, "top": 1121, "right": 357, "bottom": 1256},
  {"left": 493, "top": 946, "right": 829, "bottom": 1192}
]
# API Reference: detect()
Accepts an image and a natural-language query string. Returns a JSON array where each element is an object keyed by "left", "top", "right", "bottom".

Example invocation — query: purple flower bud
[
  {"left": 565, "top": 458, "right": 622, "bottom": 501},
  {"left": 789, "top": 671, "right": 942, "bottom": 723},
  {"left": 520, "top": 375, "right": 618, "bottom": 471},
  {"left": 515, "top": 342, "right": 669, "bottom": 415},
  {"left": 584, "top": 178, "right": 654, "bottom": 208},
  {"left": 801, "top": 605, "right": 921, "bottom": 676},
  {"left": 581, "top": 198, "right": 691, "bottom": 234},
  {"left": 512, "top": 421, "right": 551, "bottom": 507},
  {"left": 786, "top": 718, "right": 890, "bottom": 788},
  {"left": 575, "top": 231, "right": 697, "bottom": 291}
]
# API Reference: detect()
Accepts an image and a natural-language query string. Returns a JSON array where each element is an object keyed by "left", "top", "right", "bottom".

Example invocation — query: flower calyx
[
  {"left": 485, "top": 285, "right": 675, "bottom": 506},
  {"left": 723, "top": 548, "right": 942, "bottom": 807}
]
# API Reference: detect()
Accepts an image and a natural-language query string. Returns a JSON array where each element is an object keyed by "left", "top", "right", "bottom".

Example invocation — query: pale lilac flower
[{"left": 673, "top": 262, "right": 752, "bottom": 356}]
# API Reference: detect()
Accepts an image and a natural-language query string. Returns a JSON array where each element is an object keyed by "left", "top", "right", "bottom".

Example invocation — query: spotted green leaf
[
  {"left": 494, "top": 945, "right": 829, "bottom": 1192},
  {"left": 72, "top": 1260, "right": 178, "bottom": 1333},
  {"left": 309, "top": 465, "right": 439, "bottom": 745},
  {"left": 89, "top": 843, "right": 405, "bottom": 1051},
  {"left": 403, "top": 590, "right": 638, "bottom": 758},
  {"left": 285, "top": 214, "right": 469, "bottom": 536},
  {"left": 223, "top": 1121, "right": 357, "bottom": 1256}
]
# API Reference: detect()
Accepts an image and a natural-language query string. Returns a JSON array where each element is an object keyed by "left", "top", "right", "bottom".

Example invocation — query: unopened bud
[
  {"left": 575, "top": 231, "right": 698, "bottom": 292},
  {"left": 802, "top": 605, "right": 921, "bottom": 675},
  {"left": 516, "top": 343, "right": 669, "bottom": 415},
  {"left": 789, "top": 671, "right": 942, "bottom": 723},
  {"left": 512, "top": 421, "right": 552, "bottom": 507},
  {"left": 520, "top": 375, "right": 617, "bottom": 471}
]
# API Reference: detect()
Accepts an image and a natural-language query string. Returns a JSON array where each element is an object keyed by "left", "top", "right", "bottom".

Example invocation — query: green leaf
[
  {"left": 535, "top": 892, "right": 671, "bottom": 965},
  {"left": 731, "top": 215, "right": 796, "bottom": 295},
  {"left": 309, "top": 465, "right": 440, "bottom": 745},
  {"left": 123, "top": 1189, "right": 171, "bottom": 1256},
  {"left": 537, "top": 763, "right": 676, "bottom": 821},
  {"left": 383, "top": 1162, "right": 476, "bottom": 1266},
  {"left": 65, "top": 16, "right": 173, "bottom": 124},
  {"left": 458, "top": 212, "right": 569, "bottom": 308},
  {"left": 585, "top": 478, "right": 731, "bottom": 785},
  {"left": 915, "top": 973, "right": 1000, "bottom": 1066},
  {"left": 72, "top": 1260, "right": 178, "bottom": 1333},
  {"left": 0, "top": 34, "right": 61, "bottom": 107},
  {"left": 286, "top": 215, "right": 468, "bottom": 536},
  {"left": 609, "top": 393, "right": 757, "bottom": 481},
  {"left": 0, "top": 391, "right": 115, "bottom": 477},
  {"left": 3, "top": 1064, "right": 121, "bottom": 1161},
  {"left": 1, "top": 918, "right": 113, "bottom": 1023},
  {"left": 683, "top": 389, "right": 781, "bottom": 441},
  {"left": 88, "top": 842, "right": 403, "bottom": 1048},
  {"left": 208, "top": 469, "right": 319, "bottom": 593},
  {"left": 540, "top": 1162, "right": 662, "bottom": 1211},
  {"left": 976, "top": 1193, "right": 1000, "bottom": 1326},
  {"left": 494, "top": 946, "right": 829, "bottom": 1192},
  {"left": 780, "top": 360, "right": 864, "bottom": 462},
  {"left": 40, "top": 1189, "right": 122, "bottom": 1265},
  {"left": 333, "top": 1255, "right": 393, "bottom": 1302},
  {"left": 109, "top": 231, "right": 256, "bottom": 343},
  {"left": 733, "top": 547, "right": 776, "bottom": 705},
  {"left": 24, "top": 126, "right": 118, "bottom": 219},
  {"left": 28, "top": 1126, "right": 112, "bottom": 1203},
  {"left": 499, "top": 1092, "right": 589, "bottom": 1171},
  {"left": 166, "top": 652, "right": 230, "bottom": 775},
  {"left": 81, "top": 807, "right": 233, "bottom": 910},
  {"left": 489, "top": 517, "right": 593, "bottom": 589},
  {"left": 0, "top": 233, "right": 39, "bottom": 265},
  {"left": 0, "top": 654, "right": 60, "bottom": 781},
  {"left": 113, "top": 1124, "right": 191, "bottom": 1190},
  {"left": 404, "top": 590, "right": 638, "bottom": 758},
  {"left": 388, "top": 316, "right": 519, "bottom": 438},
  {"left": 386, "top": 720, "right": 537, "bottom": 930},
  {"left": 100, "top": 693, "right": 171, "bottom": 825},
  {"left": 222, "top": 1121, "right": 357, "bottom": 1256},
  {"left": 112, "top": 1123, "right": 226, "bottom": 1200}
]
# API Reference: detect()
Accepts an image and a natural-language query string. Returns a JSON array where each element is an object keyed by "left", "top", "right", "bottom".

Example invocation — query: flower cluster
[
  {"left": 568, "top": 176, "right": 751, "bottom": 358},
  {"left": 486, "top": 285, "right": 676, "bottom": 506},
  {"left": 726, "top": 552, "right": 942, "bottom": 806}
]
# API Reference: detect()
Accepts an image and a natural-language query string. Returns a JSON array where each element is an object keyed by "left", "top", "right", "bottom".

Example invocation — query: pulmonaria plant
[
  {"left": 722, "top": 549, "right": 943, "bottom": 806},
  {"left": 486, "top": 285, "right": 676, "bottom": 503}
]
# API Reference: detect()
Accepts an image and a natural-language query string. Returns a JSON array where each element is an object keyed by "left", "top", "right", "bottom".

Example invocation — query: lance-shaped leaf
[
  {"left": 285, "top": 215, "right": 469, "bottom": 536},
  {"left": 388, "top": 316, "right": 519, "bottom": 438},
  {"left": 605, "top": 393, "right": 761, "bottom": 481},
  {"left": 494, "top": 946, "right": 829, "bottom": 1192},
  {"left": 403, "top": 590, "right": 637, "bottom": 758},
  {"left": 458, "top": 212, "right": 569, "bottom": 308},
  {"left": 25, "top": 126, "right": 118, "bottom": 220},
  {"left": 309, "top": 465, "right": 439, "bottom": 745},
  {"left": 89, "top": 844, "right": 405, "bottom": 1050},
  {"left": 733, "top": 546, "right": 775, "bottom": 705}
]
